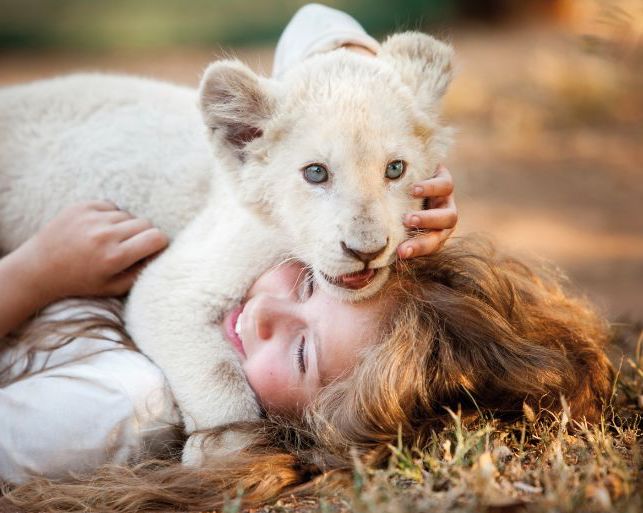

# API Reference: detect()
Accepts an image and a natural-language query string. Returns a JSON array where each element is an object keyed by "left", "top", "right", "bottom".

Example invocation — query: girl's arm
[
  {"left": 0, "top": 245, "right": 53, "bottom": 339},
  {"left": 0, "top": 201, "right": 168, "bottom": 339}
]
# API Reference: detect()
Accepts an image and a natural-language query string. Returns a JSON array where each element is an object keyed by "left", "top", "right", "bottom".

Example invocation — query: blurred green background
[
  {"left": 0, "top": 0, "right": 448, "bottom": 49},
  {"left": 0, "top": 0, "right": 554, "bottom": 50}
]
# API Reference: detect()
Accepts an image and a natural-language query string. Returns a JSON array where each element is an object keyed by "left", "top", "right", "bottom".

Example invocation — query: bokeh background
[{"left": 1, "top": 0, "right": 641, "bottom": 325}]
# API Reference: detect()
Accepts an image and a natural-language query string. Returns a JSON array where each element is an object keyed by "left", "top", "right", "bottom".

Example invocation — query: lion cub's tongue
[{"left": 340, "top": 269, "right": 375, "bottom": 289}]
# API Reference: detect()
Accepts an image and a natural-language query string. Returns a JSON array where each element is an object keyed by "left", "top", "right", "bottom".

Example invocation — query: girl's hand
[
  {"left": 20, "top": 200, "right": 168, "bottom": 301},
  {"left": 398, "top": 164, "right": 457, "bottom": 259}
]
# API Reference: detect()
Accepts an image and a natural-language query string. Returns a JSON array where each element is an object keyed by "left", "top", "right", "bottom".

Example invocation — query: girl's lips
[{"left": 224, "top": 303, "right": 246, "bottom": 358}]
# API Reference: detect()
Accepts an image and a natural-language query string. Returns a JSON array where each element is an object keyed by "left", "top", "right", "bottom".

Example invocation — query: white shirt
[{"left": 0, "top": 301, "right": 179, "bottom": 484}]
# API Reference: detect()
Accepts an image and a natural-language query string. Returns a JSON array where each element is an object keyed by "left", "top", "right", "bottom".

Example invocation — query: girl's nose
[{"left": 253, "top": 295, "right": 298, "bottom": 342}]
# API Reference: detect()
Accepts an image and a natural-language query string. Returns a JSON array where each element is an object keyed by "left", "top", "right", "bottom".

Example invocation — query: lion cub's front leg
[{"left": 125, "top": 203, "right": 282, "bottom": 464}]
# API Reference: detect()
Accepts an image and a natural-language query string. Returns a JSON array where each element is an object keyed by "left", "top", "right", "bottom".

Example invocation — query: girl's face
[{"left": 221, "top": 262, "right": 385, "bottom": 414}]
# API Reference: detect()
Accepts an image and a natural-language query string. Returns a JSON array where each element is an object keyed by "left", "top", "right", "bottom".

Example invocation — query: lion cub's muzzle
[
  {"left": 319, "top": 239, "right": 389, "bottom": 290},
  {"left": 340, "top": 239, "right": 388, "bottom": 267}
]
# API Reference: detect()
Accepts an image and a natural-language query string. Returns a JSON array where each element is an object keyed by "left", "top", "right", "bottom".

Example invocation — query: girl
[
  {"left": 3, "top": 236, "right": 612, "bottom": 512},
  {"left": 0, "top": 4, "right": 457, "bottom": 482}
]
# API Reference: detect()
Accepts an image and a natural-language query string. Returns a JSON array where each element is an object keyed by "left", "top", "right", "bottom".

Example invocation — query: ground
[{"left": 0, "top": 21, "right": 640, "bottom": 513}]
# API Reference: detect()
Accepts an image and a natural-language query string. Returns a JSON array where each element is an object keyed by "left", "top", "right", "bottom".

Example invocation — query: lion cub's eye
[
  {"left": 302, "top": 164, "right": 329, "bottom": 184},
  {"left": 385, "top": 160, "right": 406, "bottom": 180}
]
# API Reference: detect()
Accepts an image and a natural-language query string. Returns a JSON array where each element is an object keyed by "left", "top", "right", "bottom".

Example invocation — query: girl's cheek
[{"left": 244, "top": 360, "right": 283, "bottom": 407}]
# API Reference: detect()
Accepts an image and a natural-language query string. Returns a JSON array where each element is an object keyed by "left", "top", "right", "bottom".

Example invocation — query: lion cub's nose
[{"left": 341, "top": 240, "right": 388, "bottom": 265}]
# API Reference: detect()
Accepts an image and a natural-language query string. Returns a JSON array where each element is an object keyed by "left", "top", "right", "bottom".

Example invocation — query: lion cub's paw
[{"left": 182, "top": 430, "right": 255, "bottom": 467}]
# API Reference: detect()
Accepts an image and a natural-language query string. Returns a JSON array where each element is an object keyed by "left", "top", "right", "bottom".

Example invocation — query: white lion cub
[{"left": 0, "top": 33, "right": 453, "bottom": 464}]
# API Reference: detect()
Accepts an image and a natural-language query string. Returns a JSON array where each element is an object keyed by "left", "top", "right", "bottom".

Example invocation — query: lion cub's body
[
  {"left": 0, "top": 33, "right": 454, "bottom": 463},
  {"left": 0, "top": 74, "right": 212, "bottom": 252}
]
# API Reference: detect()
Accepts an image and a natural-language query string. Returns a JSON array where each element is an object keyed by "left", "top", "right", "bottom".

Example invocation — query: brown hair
[{"left": 2, "top": 237, "right": 613, "bottom": 512}]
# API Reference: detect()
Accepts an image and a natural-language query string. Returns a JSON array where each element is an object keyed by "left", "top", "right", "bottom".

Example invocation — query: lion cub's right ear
[
  {"left": 379, "top": 32, "right": 454, "bottom": 115},
  {"left": 199, "top": 60, "right": 275, "bottom": 159}
]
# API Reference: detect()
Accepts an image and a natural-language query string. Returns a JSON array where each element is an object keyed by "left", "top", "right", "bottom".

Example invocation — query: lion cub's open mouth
[{"left": 321, "top": 268, "right": 378, "bottom": 290}]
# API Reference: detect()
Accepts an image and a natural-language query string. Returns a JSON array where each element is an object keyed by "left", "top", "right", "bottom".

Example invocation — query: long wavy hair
[{"left": 2, "top": 237, "right": 613, "bottom": 512}]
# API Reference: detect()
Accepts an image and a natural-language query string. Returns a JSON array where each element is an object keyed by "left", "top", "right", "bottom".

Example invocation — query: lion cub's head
[{"left": 199, "top": 32, "right": 453, "bottom": 300}]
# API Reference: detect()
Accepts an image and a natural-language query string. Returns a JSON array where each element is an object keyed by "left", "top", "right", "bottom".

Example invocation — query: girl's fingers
[
  {"left": 404, "top": 207, "right": 458, "bottom": 230},
  {"left": 397, "top": 229, "right": 452, "bottom": 259},
  {"left": 103, "top": 267, "right": 141, "bottom": 296},
  {"left": 113, "top": 217, "right": 154, "bottom": 241},
  {"left": 86, "top": 200, "right": 120, "bottom": 212},
  {"left": 116, "top": 228, "right": 169, "bottom": 270},
  {"left": 397, "top": 231, "right": 441, "bottom": 259},
  {"left": 411, "top": 166, "right": 454, "bottom": 198},
  {"left": 411, "top": 177, "right": 453, "bottom": 198},
  {"left": 103, "top": 209, "right": 134, "bottom": 224}
]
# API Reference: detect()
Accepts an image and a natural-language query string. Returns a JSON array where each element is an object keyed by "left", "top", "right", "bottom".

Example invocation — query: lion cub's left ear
[
  {"left": 199, "top": 60, "right": 275, "bottom": 159},
  {"left": 379, "top": 32, "right": 454, "bottom": 114}
]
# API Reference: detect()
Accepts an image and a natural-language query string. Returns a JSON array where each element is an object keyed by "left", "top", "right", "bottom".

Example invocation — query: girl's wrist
[
  {"left": 0, "top": 245, "right": 59, "bottom": 338},
  {"left": 10, "top": 239, "right": 62, "bottom": 307}
]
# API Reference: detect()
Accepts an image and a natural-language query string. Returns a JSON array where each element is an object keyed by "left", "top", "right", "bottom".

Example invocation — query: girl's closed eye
[{"left": 296, "top": 336, "right": 306, "bottom": 374}]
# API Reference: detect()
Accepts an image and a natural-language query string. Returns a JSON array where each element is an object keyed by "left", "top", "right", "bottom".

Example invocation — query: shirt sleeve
[{"left": 272, "top": 3, "right": 380, "bottom": 78}]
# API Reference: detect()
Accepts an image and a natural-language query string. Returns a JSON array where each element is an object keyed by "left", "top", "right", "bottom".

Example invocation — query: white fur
[
  {"left": 0, "top": 33, "right": 453, "bottom": 464},
  {"left": 0, "top": 74, "right": 212, "bottom": 250}
]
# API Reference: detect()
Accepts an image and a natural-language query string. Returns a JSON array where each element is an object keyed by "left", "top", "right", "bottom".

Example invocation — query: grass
[{"left": 252, "top": 330, "right": 642, "bottom": 513}]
